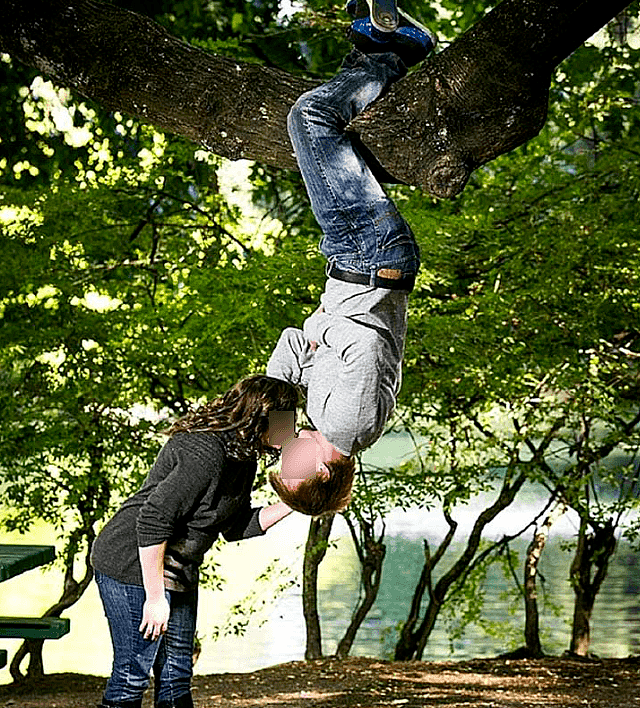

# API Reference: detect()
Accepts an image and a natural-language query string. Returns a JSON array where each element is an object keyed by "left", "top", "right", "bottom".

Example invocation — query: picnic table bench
[{"left": 0, "top": 544, "right": 70, "bottom": 668}]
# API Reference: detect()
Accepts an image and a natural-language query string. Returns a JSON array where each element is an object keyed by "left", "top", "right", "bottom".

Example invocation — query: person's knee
[
  {"left": 287, "top": 93, "right": 310, "bottom": 140},
  {"left": 110, "top": 659, "right": 152, "bottom": 695},
  {"left": 287, "top": 87, "right": 330, "bottom": 139}
]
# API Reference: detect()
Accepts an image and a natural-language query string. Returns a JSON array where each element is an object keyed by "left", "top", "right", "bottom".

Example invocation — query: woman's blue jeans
[
  {"left": 287, "top": 50, "right": 420, "bottom": 282},
  {"left": 95, "top": 570, "right": 197, "bottom": 707}
]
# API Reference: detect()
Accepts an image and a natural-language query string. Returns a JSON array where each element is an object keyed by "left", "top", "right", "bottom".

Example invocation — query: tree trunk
[
  {"left": 335, "top": 515, "right": 386, "bottom": 659},
  {"left": 302, "top": 515, "right": 334, "bottom": 660},
  {"left": 523, "top": 534, "right": 543, "bottom": 657},
  {"left": 568, "top": 517, "right": 617, "bottom": 656},
  {"left": 569, "top": 518, "right": 593, "bottom": 656},
  {"left": 394, "top": 539, "right": 439, "bottom": 661},
  {"left": 395, "top": 471, "right": 528, "bottom": 661},
  {"left": 0, "top": 0, "right": 633, "bottom": 197},
  {"left": 394, "top": 508, "right": 459, "bottom": 661},
  {"left": 523, "top": 499, "right": 566, "bottom": 657}
]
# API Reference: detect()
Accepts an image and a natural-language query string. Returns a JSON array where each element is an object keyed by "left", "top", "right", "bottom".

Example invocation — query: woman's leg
[
  {"left": 286, "top": 50, "right": 419, "bottom": 280},
  {"left": 153, "top": 588, "right": 198, "bottom": 708},
  {"left": 96, "top": 571, "right": 160, "bottom": 707}
]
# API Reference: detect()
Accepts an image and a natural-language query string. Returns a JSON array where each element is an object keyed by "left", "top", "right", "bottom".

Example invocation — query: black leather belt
[{"left": 327, "top": 263, "right": 415, "bottom": 292}]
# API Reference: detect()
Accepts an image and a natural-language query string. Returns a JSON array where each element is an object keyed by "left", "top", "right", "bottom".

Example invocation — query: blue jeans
[
  {"left": 287, "top": 50, "right": 420, "bottom": 283},
  {"left": 95, "top": 571, "right": 197, "bottom": 707}
]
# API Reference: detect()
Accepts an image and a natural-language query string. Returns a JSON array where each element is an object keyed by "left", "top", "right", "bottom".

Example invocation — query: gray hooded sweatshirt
[{"left": 267, "top": 278, "right": 408, "bottom": 456}]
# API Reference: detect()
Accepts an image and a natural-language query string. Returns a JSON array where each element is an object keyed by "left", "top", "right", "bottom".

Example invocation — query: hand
[
  {"left": 139, "top": 595, "right": 170, "bottom": 641},
  {"left": 310, "top": 340, "right": 318, "bottom": 352}
]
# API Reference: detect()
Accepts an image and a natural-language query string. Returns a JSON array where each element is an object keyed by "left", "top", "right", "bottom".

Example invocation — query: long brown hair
[
  {"left": 168, "top": 375, "right": 298, "bottom": 461},
  {"left": 269, "top": 457, "right": 355, "bottom": 516}
]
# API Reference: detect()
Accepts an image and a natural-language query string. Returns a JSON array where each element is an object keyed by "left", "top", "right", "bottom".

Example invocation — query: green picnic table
[
  {"left": 0, "top": 544, "right": 70, "bottom": 668},
  {"left": 0, "top": 544, "right": 56, "bottom": 583}
]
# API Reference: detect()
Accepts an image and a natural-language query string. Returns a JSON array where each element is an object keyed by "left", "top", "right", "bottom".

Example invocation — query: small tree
[
  {"left": 521, "top": 497, "right": 567, "bottom": 657},
  {"left": 334, "top": 494, "right": 387, "bottom": 659},
  {"left": 392, "top": 397, "right": 566, "bottom": 661}
]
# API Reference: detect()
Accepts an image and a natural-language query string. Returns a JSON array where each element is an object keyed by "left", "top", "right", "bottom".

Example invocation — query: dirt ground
[{"left": 1, "top": 655, "right": 639, "bottom": 708}]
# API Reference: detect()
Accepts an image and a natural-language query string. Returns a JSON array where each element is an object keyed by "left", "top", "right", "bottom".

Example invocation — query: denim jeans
[
  {"left": 95, "top": 570, "right": 197, "bottom": 707},
  {"left": 287, "top": 50, "right": 420, "bottom": 282}
]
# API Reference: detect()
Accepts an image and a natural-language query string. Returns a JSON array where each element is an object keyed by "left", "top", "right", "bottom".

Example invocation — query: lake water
[{"left": 1, "top": 498, "right": 638, "bottom": 685}]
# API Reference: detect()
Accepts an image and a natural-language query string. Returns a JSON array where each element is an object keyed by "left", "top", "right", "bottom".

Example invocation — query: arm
[
  {"left": 137, "top": 437, "right": 225, "bottom": 546},
  {"left": 138, "top": 541, "right": 170, "bottom": 640},
  {"left": 259, "top": 501, "right": 293, "bottom": 531},
  {"left": 223, "top": 501, "right": 293, "bottom": 541},
  {"left": 266, "top": 327, "right": 314, "bottom": 386}
]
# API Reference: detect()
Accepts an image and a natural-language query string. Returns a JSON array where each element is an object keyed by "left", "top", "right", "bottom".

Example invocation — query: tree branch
[{"left": 0, "top": 0, "right": 633, "bottom": 197}]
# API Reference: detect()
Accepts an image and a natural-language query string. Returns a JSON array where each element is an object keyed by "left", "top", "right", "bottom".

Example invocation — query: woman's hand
[{"left": 139, "top": 594, "right": 170, "bottom": 641}]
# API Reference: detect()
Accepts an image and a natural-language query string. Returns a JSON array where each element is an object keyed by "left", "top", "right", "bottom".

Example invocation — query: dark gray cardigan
[{"left": 91, "top": 432, "right": 265, "bottom": 592}]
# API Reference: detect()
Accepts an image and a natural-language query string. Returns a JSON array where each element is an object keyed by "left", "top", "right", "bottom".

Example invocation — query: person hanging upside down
[{"left": 268, "top": 5, "right": 437, "bottom": 514}]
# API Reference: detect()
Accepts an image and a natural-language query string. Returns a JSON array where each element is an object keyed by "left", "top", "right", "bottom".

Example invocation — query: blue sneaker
[
  {"left": 347, "top": 10, "right": 437, "bottom": 67},
  {"left": 346, "top": 0, "right": 398, "bottom": 32}
]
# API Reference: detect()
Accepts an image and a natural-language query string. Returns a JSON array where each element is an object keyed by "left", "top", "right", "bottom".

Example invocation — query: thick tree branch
[
  {"left": 0, "top": 0, "right": 313, "bottom": 167},
  {"left": 0, "top": 0, "right": 633, "bottom": 197}
]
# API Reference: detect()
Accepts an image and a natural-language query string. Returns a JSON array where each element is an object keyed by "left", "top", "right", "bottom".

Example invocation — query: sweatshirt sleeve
[
  {"left": 136, "top": 437, "right": 225, "bottom": 548},
  {"left": 266, "top": 326, "right": 314, "bottom": 387},
  {"left": 221, "top": 507, "right": 265, "bottom": 542}
]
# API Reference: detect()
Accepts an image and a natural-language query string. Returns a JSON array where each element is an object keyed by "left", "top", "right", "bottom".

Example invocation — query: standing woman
[{"left": 91, "top": 375, "right": 298, "bottom": 708}]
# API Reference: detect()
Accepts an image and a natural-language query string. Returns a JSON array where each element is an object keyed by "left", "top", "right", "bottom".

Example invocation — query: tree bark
[
  {"left": 302, "top": 515, "right": 335, "bottom": 660},
  {"left": 523, "top": 500, "right": 565, "bottom": 657},
  {"left": 568, "top": 517, "right": 617, "bottom": 656},
  {"left": 0, "top": 0, "right": 633, "bottom": 197}
]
